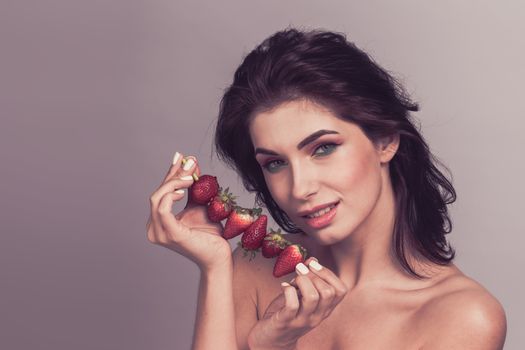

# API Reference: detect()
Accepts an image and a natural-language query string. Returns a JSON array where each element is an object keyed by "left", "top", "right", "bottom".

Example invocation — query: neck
[{"left": 325, "top": 166, "right": 429, "bottom": 291}]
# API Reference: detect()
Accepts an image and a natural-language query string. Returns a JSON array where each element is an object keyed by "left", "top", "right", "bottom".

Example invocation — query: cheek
[{"left": 335, "top": 149, "right": 382, "bottom": 204}]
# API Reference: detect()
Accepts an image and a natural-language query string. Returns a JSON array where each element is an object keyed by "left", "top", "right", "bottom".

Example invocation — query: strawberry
[
  {"left": 273, "top": 244, "right": 307, "bottom": 278},
  {"left": 189, "top": 174, "right": 219, "bottom": 205},
  {"left": 241, "top": 214, "right": 268, "bottom": 251},
  {"left": 207, "top": 187, "right": 237, "bottom": 222},
  {"left": 261, "top": 228, "right": 289, "bottom": 258},
  {"left": 223, "top": 206, "right": 262, "bottom": 239}
]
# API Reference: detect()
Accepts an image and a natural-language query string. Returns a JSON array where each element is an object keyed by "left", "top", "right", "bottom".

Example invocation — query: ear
[{"left": 376, "top": 133, "right": 400, "bottom": 163}]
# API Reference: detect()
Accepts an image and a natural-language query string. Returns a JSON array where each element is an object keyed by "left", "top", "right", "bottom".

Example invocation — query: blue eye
[
  {"left": 262, "top": 143, "right": 339, "bottom": 173},
  {"left": 313, "top": 143, "right": 337, "bottom": 157},
  {"left": 262, "top": 159, "right": 285, "bottom": 173}
]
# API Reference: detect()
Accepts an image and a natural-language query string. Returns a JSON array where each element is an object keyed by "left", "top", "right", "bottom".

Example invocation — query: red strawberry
[
  {"left": 207, "top": 187, "right": 237, "bottom": 222},
  {"left": 241, "top": 214, "right": 268, "bottom": 251},
  {"left": 189, "top": 174, "right": 219, "bottom": 205},
  {"left": 261, "top": 228, "right": 289, "bottom": 258},
  {"left": 273, "top": 244, "right": 307, "bottom": 278},
  {"left": 223, "top": 207, "right": 262, "bottom": 239}
]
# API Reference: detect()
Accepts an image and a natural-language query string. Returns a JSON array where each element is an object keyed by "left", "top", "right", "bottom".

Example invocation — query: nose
[{"left": 290, "top": 162, "right": 319, "bottom": 201}]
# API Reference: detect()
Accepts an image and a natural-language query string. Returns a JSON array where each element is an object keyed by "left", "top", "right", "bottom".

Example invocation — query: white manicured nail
[
  {"left": 174, "top": 189, "right": 185, "bottom": 194},
  {"left": 281, "top": 282, "right": 290, "bottom": 287},
  {"left": 295, "top": 262, "right": 309, "bottom": 275},
  {"left": 180, "top": 175, "right": 193, "bottom": 181},
  {"left": 308, "top": 260, "right": 323, "bottom": 271},
  {"left": 172, "top": 152, "right": 181, "bottom": 165},
  {"left": 182, "top": 158, "right": 195, "bottom": 170}
]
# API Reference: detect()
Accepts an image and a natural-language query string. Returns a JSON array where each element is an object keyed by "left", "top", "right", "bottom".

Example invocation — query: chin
[
  {"left": 303, "top": 227, "right": 347, "bottom": 246},
  {"left": 316, "top": 235, "right": 341, "bottom": 246}
]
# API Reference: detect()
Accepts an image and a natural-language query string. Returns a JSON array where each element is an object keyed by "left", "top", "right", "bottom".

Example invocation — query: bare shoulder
[
  {"left": 418, "top": 270, "right": 507, "bottom": 349},
  {"left": 231, "top": 243, "right": 279, "bottom": 349}
]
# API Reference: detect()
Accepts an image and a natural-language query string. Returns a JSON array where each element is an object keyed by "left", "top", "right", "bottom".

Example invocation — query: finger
[
  {"left": 161, "top": 153, "right": 199, "bottom": 186},
  {"left": 179, "top": 155, "right": 198, "bottom": 177},
  {"left": 148, "top": 153, "right": 197, "bottom": 246},
  {"left": 147, "top": 203, "right": 163, "bottom": 244},
  {"left": 297, "top": 260, "right": 337, "bottom": 320},
  {"left": 160, "top": 151, "right": 185, "bottom": 185},
  {"left": 185, "top": 157, "right": 201, "bottom": 179},
  {"left": 309, "top": 275, "right": 336, "bottom": 318},
  {"left": 151, "top": 155, "right": 199, "bottom": 240},
  {"left": 146, "top": 214, "right": 152, "bottom": 231},
  {"left": 275, "top": 282, "right": 300, "bottom": 323},
  {"left": 294, "top": 266, "right": 320, "bottom": 318},
  {"left": 150, "top": 152, "right": 186, "bottom": 239},
  {"left": 149, "top": 176, "right": 194, "bottom": 246},
  {"left": 178, "top": 157, "right": 203, "bottom": 208},
  {"left": 305, "top": 258, "right": 348, "bottom": 302},
  {"left": 152, "top": 189, "right": 186, "bottom": 244},
  {"left": 146, "top": 215, "right": 155, "bottom": 243},
  {"left": 151, "top": 151, "right": 189, "bottom": 215},
  {"left": 150, "top": 176, "right": 195, "bottom": 212},
  {"left": 157, "top": 190, "right": 191, "bottom": 243}
]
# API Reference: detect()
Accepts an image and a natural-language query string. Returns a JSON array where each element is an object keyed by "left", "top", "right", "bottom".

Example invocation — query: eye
[
  {"left": 312, "top": 142, "right": 338, "bottom": 157},
  {"left": 261, "top": 159, "right": 285, "bottom": 173},
  {"left": 261, "top": 142, "right": 339, "bottom": 173}
]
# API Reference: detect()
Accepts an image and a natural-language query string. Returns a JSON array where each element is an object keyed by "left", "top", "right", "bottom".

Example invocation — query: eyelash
[{"left": 261, "top": 142, "right": 339, "bottom": 172}]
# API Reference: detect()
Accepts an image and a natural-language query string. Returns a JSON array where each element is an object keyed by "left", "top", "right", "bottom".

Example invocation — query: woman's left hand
[{"left": 247, "top": 257, "right": 349, "bottom": 350}]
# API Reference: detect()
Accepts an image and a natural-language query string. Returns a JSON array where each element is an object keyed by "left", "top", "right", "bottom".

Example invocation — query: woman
[{"left": 147, "top": 28, "right": 506, "bottom": 349}]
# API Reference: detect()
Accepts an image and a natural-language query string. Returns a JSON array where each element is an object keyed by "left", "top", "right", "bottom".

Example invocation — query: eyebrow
[{"left": 254, "top": 129, "right": 340, "bottom": 156}]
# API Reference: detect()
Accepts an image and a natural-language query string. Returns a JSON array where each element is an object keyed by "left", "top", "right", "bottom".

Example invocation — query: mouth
[
  {"left": 300, "top": 201, "right": 340, "bottom": 218},
  {"left": 302, "top": 201, "right": 339, "bottom": 229}
]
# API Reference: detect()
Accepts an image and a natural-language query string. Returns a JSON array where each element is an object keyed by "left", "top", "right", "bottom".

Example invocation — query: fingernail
[
  {"left": 295, "top": 262, "right": 309, "bottom": 275},
  {"left": 183, "top": 157, "right": 195, "bottom": 170},
  {"left": 281, "top": 282, "right": 290, "bottom": 287},
  {"left": 174, "top": 189, "right": 185, "bottom": 194},
  {"left": 192, "top": 173, "right": 199, "bottom": 181},
  {"left": 308, "top": 260, "right": 323, "bottom": 271},
  {"left": 180, "top": 175, "right": 193, "bottom": 181},
  {"left": 172, "top": 152, "right": 181, "bottom": 165}
]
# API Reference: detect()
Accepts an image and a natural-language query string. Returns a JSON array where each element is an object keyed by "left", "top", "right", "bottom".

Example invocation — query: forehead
[{"left": 249, "top": 99, "right": 352, "bottom": 147}]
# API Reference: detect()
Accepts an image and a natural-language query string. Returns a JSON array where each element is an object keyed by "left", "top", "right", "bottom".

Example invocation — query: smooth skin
[
  {"left": 243, "top": 99, "right": 506, "bottom": 349},
  {"left": 147, "top": 154, "right": 347, "bottom": 349},
  {"left": 147, "top": 101, "right": 506, "bottom": 349},
  {"left": 147, "top": 155, "right": 230, "bottom": 270},
  {"left": 246, "top": 257, "right": 349, "bottom": 349},
  {"left": 232, "top": 231, "right": 507, "bottom": 349}
]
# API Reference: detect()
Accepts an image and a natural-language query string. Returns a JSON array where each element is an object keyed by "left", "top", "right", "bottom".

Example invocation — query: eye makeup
[{"left": 261, "top": 141, "right": 340, "bottom": 173}]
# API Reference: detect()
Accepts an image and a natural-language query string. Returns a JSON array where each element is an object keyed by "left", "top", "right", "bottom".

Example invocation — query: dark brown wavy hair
[{"left": 214, "top": 27, "right": 456, "bottom": 278}]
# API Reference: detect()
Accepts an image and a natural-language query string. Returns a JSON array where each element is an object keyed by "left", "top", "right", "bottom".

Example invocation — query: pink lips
[{"left": 303, "top": 202, "right": 338, "bottom": 229}]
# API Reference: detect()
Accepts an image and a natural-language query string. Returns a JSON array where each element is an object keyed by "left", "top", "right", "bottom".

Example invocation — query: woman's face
[{"left": 249, "top": 99, "right": 396, "bottom": 245}]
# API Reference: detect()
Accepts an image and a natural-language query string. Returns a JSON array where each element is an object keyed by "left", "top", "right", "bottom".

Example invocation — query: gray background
[{"left": 1, "top": 0, "right": 523, "bottom": 349}]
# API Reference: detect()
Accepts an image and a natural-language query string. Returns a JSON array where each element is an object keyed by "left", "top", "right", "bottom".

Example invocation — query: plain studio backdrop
[{"left": 1, "top": 1, "right": 523, "bottom": 349}]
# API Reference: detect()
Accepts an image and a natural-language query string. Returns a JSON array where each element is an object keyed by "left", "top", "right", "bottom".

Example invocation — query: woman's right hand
[{"left": 146, "top": 152, "right": 232, "bottom": 272}]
